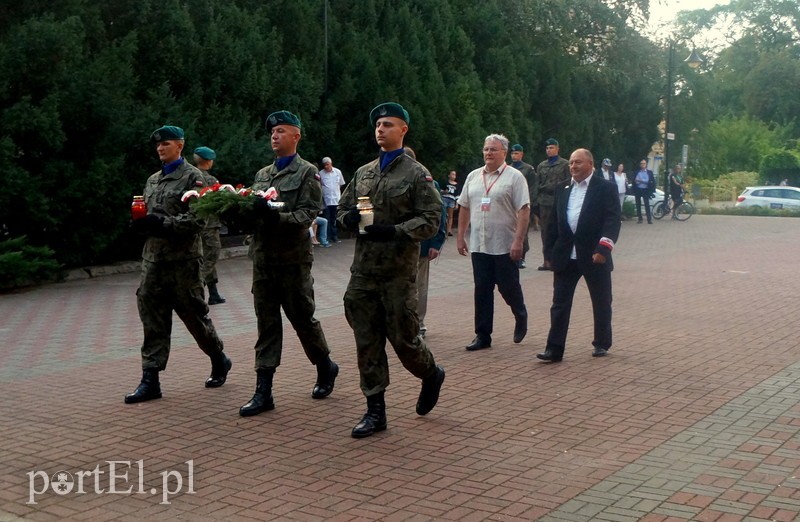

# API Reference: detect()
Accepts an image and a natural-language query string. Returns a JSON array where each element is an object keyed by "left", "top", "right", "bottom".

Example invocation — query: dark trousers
[
  {"left": 546, "top": 260, "right": 612, "bottom": 355},
  {"left": 471, "top": 252, "right": 527, "bottom": 342},
  {"left": 324, "top": 205, "right": 339, "bottom": 241},
  {"left": 633, "top": 187, "right": 652, "bottom": 222}
]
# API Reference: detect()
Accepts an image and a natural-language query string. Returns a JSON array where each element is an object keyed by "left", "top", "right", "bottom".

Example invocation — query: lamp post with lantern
[{"left": 663, "top": 41, "right": 703, "bottom": 207}]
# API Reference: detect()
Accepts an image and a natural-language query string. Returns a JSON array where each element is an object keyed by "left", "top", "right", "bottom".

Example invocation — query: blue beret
[
  {"left": 369, "top": 102, "right": 410, "bottom": 127},
  {"left": 545, "top": 138, "right": 559, "bottom": 146},
  {"left": 265, "top": 110, "right": 302, "bottom": 132},
  {"left": 511, "top": 144, "right": 524, "bottom": 152},
  {"left": 194, "top": 146, "right": 216, "bottom": 160},
  {"left": 151, "top": 125, "right": 185, "bottom": 142}
]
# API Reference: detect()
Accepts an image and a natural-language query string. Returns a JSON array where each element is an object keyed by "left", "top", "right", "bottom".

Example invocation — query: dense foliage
[
  {"left": 1, "top": 0, "right": 797, "bottom": 272},
  {"left": 0, "top": 0, "right": 662, "bottom": 267}
]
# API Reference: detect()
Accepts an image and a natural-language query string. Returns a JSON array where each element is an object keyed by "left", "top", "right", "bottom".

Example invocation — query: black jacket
[{"left": 545, "top": 175, "right": 621, "bottom": 273}]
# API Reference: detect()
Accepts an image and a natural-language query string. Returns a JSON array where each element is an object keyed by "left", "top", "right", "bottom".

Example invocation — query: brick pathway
[{"left": 1, "top": 215, "right": 798, "bottom": 521}]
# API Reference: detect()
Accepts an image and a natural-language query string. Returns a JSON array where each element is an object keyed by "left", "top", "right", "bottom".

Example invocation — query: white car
[
  {"left": 735, "top": 186, "right": 800, "bottom": 209},
  {"left": 624, "top": 187, "right": 665, "bottom": 207}
]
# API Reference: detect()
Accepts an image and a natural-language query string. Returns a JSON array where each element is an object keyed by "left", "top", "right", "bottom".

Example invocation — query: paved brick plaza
[{"left": 1, "top": 215, "right": 799, "bottom": 521}]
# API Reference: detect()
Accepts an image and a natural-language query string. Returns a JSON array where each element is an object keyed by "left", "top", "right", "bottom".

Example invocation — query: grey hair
[{"left": 484, "top": 134, "right": 509, "bottom": 151}]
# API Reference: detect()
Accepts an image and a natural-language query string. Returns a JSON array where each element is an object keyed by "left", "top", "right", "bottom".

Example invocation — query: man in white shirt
[
  {"left": 457, "top": 134, "right": 530, "bottom": 351},
  {"left": 319, "top": 157, "right": 346, "bottom": 243}
]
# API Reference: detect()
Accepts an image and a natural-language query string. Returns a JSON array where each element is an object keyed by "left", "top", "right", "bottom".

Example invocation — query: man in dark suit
[
  {"left": 632, "top": 159, "right": 656, "bottom": 224},
  {"left": 537, "top": 148, "right": 621, "bottom": 363}
]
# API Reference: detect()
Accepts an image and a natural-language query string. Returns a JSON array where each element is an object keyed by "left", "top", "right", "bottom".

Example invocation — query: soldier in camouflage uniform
[
  {"left": 125, "top": 125, "right": 231, "bottom": 404},
  {"left": 337, "top": 102, "right": 446, "bottom": 439},
  {"left": 238, "top": 110, "right": 339, "bottom": 418},
  {"left": 509, "top": 143, "right": 537, "bottom": 268},
  {"left": 535, "top": 138, "right": 571, "bottom": 271},
  {"left": 192, "top": 146, "right": 226, "bottom": 305}
]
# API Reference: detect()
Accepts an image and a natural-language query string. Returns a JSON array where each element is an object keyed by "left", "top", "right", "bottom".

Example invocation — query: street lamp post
[{"left": 663, "top": 41, "right": 703, "bottom": 208}]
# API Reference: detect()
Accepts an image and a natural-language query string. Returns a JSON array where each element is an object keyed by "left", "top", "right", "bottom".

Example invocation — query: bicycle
[{"left": 652, "top": 196, "right": 695, "bottom": 221}]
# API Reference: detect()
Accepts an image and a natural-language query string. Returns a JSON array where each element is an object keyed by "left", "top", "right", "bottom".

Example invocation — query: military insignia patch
[
  {"left": 379, "top": 107, "right": 388, "bottom": 116},
  {"left": 195, "top": 180, "right": 204, "bottom": 186},
  {"left": 152, "top": 132, "right": 160, "bottom": 141},
  {"left": 269, "top": 116, "right": 277, "bottom": 126},
  {"left": 315, "top": 173, "right": 321, "bottom": 181}
]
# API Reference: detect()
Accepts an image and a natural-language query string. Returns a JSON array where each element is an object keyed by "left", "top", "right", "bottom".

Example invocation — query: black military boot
[
  {"left": 416, "top": 365, "right": 445, "bottom": 416},
  {"left": 207, "top": 283, "right": 226, "bottom": 305},
  {"left": 239, "top": 369, "right": 275, "bottom": 417},
  {"left": 124, "top": 369, "right": 162, "bottom": 404},
  {"left": 351, "top": 392, "right": 387, "bottom": 438},
  {"left": 205, "top": 353, "right": 232, "bottom": 388},
  {"left": 311, "top": 358, "right": 339, "bottom": 399}
]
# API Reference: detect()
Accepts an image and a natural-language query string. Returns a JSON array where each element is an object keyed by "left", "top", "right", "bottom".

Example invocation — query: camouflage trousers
[
  {"left": 201, "top": 227, "right": 222, "bottom": 284},
  {"left": 344, "top": 273, "right": 437, "bottom": 397},
  {"left": 136, "top": 258, "right": 224, "bottom": 371},
  {"left": 252, "top": 263, "right": 330, "bottom": 370},
  {"left": 539, "top": 204, "right": 554, "bottom": 257}
]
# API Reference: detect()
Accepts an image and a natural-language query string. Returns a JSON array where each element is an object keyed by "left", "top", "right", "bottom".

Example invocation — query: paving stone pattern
[{"left": 0, "top": 215, "right": 798, "bottom": 521}]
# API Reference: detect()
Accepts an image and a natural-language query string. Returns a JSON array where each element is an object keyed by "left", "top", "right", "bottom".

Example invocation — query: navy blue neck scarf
[
  {"left": 276, "top": 154, "right": 296, "bottom": 171},
  {"left": 379, "top": 148, "right": 405, "bottom": 172},
  {"left": 162, "top": 157, "right": 184, "bottom": 175}
]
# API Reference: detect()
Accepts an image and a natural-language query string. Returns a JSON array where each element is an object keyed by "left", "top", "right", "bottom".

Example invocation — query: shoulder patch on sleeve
[
  {"left": 315, "top": 173, "right": 321, "bottom": 181},
  {"left": 195, "top": 180, "right": 204, "bottom": 187},
  {"left": 421, "top": 172, "right": 433, "bottom": 182}
]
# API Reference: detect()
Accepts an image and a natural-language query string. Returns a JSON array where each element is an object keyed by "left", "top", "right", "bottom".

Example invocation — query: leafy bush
[
  {"left": 759, "top": 150, "right": 800, "bottom": 184},
  {"left": 0, "top": 236, "right": 62, "bottom": 289},
  {"left": 689, "top": 171, "right": 759, "bottom": 201}
]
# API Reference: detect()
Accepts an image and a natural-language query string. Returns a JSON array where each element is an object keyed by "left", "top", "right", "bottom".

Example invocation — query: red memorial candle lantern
[{"left": 131, "top": 196, "right": 147, "bottom": 220}]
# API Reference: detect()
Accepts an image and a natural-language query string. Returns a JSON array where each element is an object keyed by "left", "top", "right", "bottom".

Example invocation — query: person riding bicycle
[{"left": 669, "top": 164, "right": 686, "bottom": 220}]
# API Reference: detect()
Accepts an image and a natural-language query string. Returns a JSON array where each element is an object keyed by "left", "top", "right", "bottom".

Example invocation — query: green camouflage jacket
[
  {"left": 338, "top": 152, "right": 441, "bottom": 278},
  {"left": 535, "top": 156, "right": 571, "bottom": 208},
  {"left": 250, "top": 154, "right": 323, "bottom": 276},
  {"left": 142, "top": 160, "right": 206, "bottom": 262}
]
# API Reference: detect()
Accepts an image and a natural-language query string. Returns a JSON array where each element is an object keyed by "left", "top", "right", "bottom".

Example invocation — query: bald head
[{"left": 568, "top": 148, "right": 595, "bottom": 182}]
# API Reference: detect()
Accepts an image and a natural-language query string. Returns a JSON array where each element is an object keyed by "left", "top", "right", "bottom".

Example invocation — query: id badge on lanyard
[{"left": 481, "top": 165, "right": 505, "bottom": 212}]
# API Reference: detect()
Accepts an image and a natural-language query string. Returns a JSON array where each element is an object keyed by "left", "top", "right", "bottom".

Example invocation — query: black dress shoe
[
  {"left": 536, "top": 350, "right": 563, "bottom": 362},
  {"left": 205, "top": 354, "right": 232, "bottom": 388},
  {"left": 592, "top": 347, "right": 609, "bottom": 357},
  {"left": 513, "top": 317, "right": 527, "bottom": 344},
  {"left": 465, "top": 336, "right": 491, "bottom": 351}
]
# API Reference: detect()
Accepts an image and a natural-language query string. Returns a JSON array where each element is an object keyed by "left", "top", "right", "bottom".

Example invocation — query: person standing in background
[
  {"left": 441, "top": 170, "right": 460, "bottom": 237},
  {"left": 319, "top": 157, "right": 346, "bottom": 243},
  {"left": 632, "top": 159, "right": 656, "bottom": 224},
  {"left": 614, "top": 163, "right": 628, "bottom": 219},
  {"left": 535, "top": 138, "right": 570, "bottom": 271},
  {"left": 509, "top": 144, "right": 537, "bottom": 268},
  {"left": 193, "top": 146, "right": 226, "bottom": 305}
]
